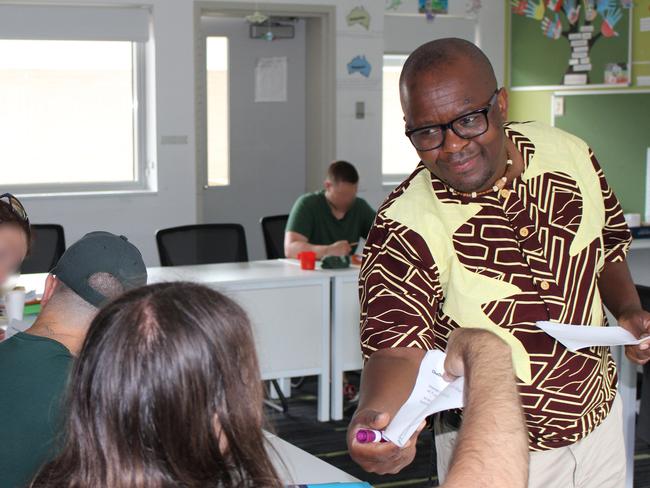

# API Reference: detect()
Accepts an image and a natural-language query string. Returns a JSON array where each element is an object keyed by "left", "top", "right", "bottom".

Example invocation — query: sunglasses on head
[{"left": 0, "top": 193, "right": 29, "bottom": 223}]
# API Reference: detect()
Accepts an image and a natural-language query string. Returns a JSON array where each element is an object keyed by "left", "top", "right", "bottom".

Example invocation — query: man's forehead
[
  {"left": 408, "top": 76, "right": 479, "bottom": 108},
  {"left": 402, "top": 58, "right": 491, "bottom": 104}
]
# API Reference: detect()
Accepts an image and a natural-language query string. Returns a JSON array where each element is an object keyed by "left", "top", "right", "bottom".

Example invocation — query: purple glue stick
[{"left": 355, "top": 429, "right": 387, "bottom": 444}]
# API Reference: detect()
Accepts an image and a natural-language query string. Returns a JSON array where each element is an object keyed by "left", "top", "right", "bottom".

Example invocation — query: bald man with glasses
[{"left": 347, "top": 38, "right": 649, "bottom": 487}]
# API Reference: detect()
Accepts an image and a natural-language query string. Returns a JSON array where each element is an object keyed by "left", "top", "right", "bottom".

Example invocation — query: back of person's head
[
  {"left": 44, "top": 273, "right": 125, "bottom": 322},
  {"left": 0, "top": 194, "right": 31, "bottom": 283},
  {"left": 31, "top": 282, "right": 281, "bottom": 488},
  {"left": 43, "top": 231, "right": 147, "bottom": 323},
  {"left": 326, "top": 160, "right": 359, "bottom": 185}
]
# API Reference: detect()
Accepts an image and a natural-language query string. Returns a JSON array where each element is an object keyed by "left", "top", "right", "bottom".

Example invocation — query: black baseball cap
[{"left": 51, "top": 231, "right": 147, "bottom": 307}]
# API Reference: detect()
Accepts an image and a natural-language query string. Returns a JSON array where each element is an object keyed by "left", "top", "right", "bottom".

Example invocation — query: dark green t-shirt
[
  {"left": 286, "top": 191, "right": 376, "bottom": 252},
  {"left": 0, "top": 332, "right": 73, "bottom": 488}
]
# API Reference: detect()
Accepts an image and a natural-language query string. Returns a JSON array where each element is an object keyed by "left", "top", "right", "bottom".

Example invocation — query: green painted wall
[
  {"left": 507, "top": 0, "right": 650, "bottom": 217},
  {"left": 554, "top": 93, "right": 648, "bottom": 215},
  {"left": 508, "top": 90, "right": 553, "bottom": 125}
]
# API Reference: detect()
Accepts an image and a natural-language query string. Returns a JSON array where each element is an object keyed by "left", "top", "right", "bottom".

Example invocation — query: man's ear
[
  {"left": 40, "top": 274, "right": 59, "bottom": 307},
  {"left": 324, "top": 179, "right": 332, "bottom": 191}
]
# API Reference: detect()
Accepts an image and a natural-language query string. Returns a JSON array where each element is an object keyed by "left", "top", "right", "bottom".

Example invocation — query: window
[
  {"left": 206, "top": 37, "right": 229, "bottom": 187},
  {"left": 0, "top": 5, "right": 150, "bottom": 194},
  {"left": 382, "top": 54, "right": 416, "bottom": 182},
  {"left": 0, "top": 40, "right": 142, "bottom": 188}
]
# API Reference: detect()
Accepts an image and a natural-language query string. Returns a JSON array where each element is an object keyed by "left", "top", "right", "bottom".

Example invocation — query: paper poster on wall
[
  {"left": 347, "top": 55, "right": 372, "bottom": 78},
  {"left": 346, "top": 6, "right": 371, "bottom": 30},
  {"left": 254, "top": 56, "right": 287, "bottom": 102},
  {"left": 511, "top": 0, "right": 632, "bottom": 87},
  {"left": 418, "top": 0, "right": 448, "bottom": 14},
  {"left": 466, "top": 1, "right": 482, "bottom": 18}
]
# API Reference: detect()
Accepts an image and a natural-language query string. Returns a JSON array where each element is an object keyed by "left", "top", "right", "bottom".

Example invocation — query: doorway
[{"left": 196, "top": 2, "right": 335, "bottom": 260}]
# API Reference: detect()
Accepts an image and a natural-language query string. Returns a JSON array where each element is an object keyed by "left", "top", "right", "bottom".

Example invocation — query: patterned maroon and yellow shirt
[{"left": 360, "top": 122, "right": 632, "bottom": 451}]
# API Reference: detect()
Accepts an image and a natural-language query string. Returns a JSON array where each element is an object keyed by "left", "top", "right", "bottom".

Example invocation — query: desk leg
[
  {"left": 318, "top": 284, "right": 331, "bottom": 422},
  {"left": 332, "top": 372, "right": 344, "bottom": 421},
  {"left": 330, "top": 279, "right": 344, "bottom": 421},
  {"left": 269, "top": 378, "right": 292, "bottom": 399},
  {"left": 614, "top": 345, "right": 636, "bottom": 488}
]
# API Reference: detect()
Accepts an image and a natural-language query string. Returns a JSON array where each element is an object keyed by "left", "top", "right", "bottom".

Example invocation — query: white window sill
[{"left": 15, "top": 189, "right": 158, "bottom": 199}]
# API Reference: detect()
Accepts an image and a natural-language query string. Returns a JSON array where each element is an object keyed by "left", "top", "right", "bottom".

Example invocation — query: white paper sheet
[
  {"left": 255, "top": 56, "right": 287, "bottom": 102},
  {"left": 535, "top": 321, "right": 650, "bottom": 352},
  {"left": 383, "top": 350, "right": 464, "bottom": 448},
  {"left": 354, "top": 237, "right": 366, "bottom": 257}
]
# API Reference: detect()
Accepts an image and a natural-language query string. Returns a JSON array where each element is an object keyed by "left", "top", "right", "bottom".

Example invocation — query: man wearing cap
[{"left": 0, "top": 231, "right": 147, "bottom": 488}]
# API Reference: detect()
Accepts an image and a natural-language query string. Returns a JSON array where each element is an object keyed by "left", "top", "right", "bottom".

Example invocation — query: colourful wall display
[{"left": 511, "top": 0, "right": 632, "bottom": 87}]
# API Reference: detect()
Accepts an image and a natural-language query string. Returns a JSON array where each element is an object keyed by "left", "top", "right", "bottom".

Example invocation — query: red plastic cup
[{"left": 298, "top": 251, "right": 316, "bottom": 270}]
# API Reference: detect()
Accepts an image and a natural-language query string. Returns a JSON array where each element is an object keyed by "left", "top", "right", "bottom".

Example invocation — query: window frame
[
  {"left": 204, "top": 35, "right": 230, "bottom": 188},
  {"left": 2, "top": 40, "right": 151, "bottom": 197},
  {"left": 382, "top": 53, "right": 413, "bottom": 186}
]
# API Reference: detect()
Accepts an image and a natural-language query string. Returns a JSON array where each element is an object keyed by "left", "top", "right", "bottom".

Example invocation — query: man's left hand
[{"left": 619, "top": 309, "right": 650, "bottom": 365}]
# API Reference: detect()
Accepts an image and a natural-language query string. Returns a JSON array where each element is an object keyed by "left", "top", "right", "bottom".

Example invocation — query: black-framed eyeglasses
[
  {"left": 0, "top": 193, "right": 29, "bottom": 223},
  {"left": 405, "top": 89, "right": 500, "bottom": 152}
]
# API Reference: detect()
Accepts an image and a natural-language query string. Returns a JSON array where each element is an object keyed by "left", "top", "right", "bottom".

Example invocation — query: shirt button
[
  {"left": 500, "top": 189, "right": 511, "bottom": 198},
  {"left": 519, "top": 228, "right": 529, "bottom": 238},
  {"left": 540, "top": 280, "right": 550, "bottom": 291}
]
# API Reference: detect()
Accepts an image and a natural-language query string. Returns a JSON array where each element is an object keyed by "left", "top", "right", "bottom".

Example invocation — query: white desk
[
  {"left": 147, "top": 261, "right": 332, "bottom": 422},
  {"left": 329, "top": 268, "right": 363, "bottom": 421},
  {"left": 9, "top": 263, "right": 333, "bottom": 422},
  {"left": 266, "top": 432, "right": 362, "bottom": 485},
  {"left": 278, "top": 261, "right": 363, "bottom": 421},
  {"left": 278, "top": 260, "right": 364, "bottom": 421}
]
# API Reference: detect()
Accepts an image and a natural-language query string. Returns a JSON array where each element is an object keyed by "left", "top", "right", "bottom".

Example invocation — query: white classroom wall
[{"left": 12, "top": 0, "right": 506, "bottom": 265}]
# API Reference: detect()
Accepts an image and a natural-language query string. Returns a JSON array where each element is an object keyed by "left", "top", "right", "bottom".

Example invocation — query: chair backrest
[
  {"left": 260, "top": 215, "right": 289, "bottom": 260},
  {"left": 20, "top": 224, "right": 66, "bottom": 274},
  {"left": 156, "top": 224, "right": 248, "bottom": 267},
  {"left": 638, "top": 285, "right": 650, "bottom": 312}
]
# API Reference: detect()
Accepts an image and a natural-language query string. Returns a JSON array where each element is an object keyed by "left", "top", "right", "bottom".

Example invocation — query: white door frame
[{"left": 194, "top": 1, "right": 336, "bottom": 222}]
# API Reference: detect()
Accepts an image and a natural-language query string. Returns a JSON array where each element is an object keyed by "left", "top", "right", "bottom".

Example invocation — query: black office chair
[
  {"left": 260, "top": 215, "right": 289, "bottom": 259},
  {"left": 156, "top": 224, "right": 248, "bottom": 267},
  {"left": 20, "top": 224, "right": 66, "bottom": 274}
]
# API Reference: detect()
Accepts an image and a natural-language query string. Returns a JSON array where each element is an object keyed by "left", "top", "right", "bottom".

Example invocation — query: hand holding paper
[
  {"left": 535, "top": 320, "right": 650, "bottom": 352},
  {"left": 383, "top": 350, "right": 464, "bottom": 448}
]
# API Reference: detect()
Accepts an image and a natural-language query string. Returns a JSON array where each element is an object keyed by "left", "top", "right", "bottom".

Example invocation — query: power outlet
[
  {"left": 553, "top": 96, "right": 565, "bottom": 117},
  {"left": 355, "top": 101, "right": 365, "bottom": 119}
]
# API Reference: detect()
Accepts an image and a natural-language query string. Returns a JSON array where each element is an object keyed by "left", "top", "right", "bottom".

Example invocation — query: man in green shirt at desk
[
  {"left": 285, "top": 160, "right": 376, "bottom": 259},
  {"left": 0, "top": 231, "right": 146, "bottom": 488}
]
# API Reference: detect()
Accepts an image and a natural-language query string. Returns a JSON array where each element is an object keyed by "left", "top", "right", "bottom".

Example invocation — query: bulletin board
[
  {"left": 511, "top": 1, "right": 632, "bottom": 88},
  {"left": 552, "top": 90, "right": 650, "bottom": 215}
]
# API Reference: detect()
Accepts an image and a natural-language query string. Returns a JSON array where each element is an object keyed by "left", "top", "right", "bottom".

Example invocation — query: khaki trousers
[{"left": 434, "top": 394, "right": 626, "bottom": 488}]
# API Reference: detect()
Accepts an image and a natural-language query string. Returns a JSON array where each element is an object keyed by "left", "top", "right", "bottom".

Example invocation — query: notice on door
[{"left": 255, "top": 56, "right": 287, "bottom": 102}]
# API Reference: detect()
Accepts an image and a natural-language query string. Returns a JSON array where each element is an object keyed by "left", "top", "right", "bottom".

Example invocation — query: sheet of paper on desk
[
  {"left": 383, "top": 349, "right": 464, "bottom": 448},
  {"left": 354, "top": 237, "right": 366, "bottom": 256},
  {"left": 535, "top": 321, "right": 650, "bottom": 352}
]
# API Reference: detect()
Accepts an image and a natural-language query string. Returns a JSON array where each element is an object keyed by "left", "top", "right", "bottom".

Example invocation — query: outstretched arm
[{"left": 442, "top": 329, "right": 529, "bottom": 488}]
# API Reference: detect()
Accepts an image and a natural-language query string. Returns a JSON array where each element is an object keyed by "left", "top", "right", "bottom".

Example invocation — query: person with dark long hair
[{"left": 30, "top": 281, "right": 282, "bottom": 488}]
